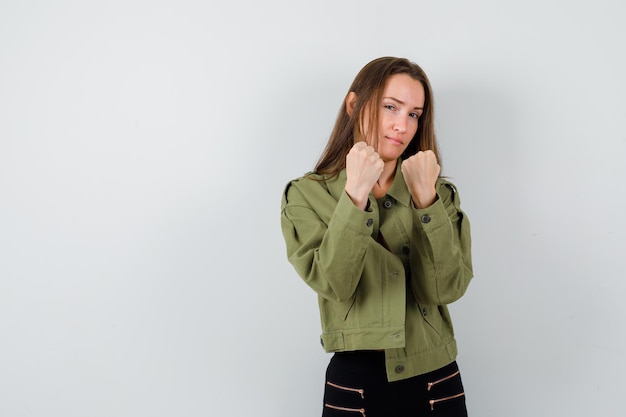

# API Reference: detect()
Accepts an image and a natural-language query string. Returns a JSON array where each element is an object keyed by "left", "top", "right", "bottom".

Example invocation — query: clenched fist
[
  {"left": 401, "top": 150, "right": 440, "bottom": 208},
  {"left": 344, "top": 141, "right": 384, "bottom": 210}
]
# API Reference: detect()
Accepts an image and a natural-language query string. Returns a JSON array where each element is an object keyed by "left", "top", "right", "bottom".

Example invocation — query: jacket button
[
  {"left": 395, "top": 365, "right": 405, "bottom": 374},
  {"left": 422, "top": 307, "right": 428, "bottom": 316},
  {"left": 383, "top": 199, "right": 393, "bottom": 209},
  {"left": 421, "top": 215, "right": 431, "bottom": 223},
  {"left": 366, "top": 219, "right": 374, "bottom": 227},
  {"left": 402, "top": 246, "right": 410, "bottom": 255}
]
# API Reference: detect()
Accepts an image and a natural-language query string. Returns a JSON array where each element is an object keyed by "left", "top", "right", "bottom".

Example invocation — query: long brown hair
[{"left": 314, "top": 57, "right": 440, "bottom": 177}]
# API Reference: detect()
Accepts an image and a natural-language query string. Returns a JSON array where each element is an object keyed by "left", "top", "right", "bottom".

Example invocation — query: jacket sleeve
[
  {"left": 280, "top": 178, "right": 377, "bottom": 302},
  {"left": 408, "top": 180, "right": 473, "bottom": 305}
]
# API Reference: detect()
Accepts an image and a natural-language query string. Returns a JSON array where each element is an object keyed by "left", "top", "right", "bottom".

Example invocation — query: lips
[{"left": 385, "top": 136, "right": 403, "bottom": 146}]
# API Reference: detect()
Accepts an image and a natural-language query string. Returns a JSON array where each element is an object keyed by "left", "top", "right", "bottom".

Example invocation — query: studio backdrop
[{"left": 1, "top": 1, "right": 624, "bottom": 416}]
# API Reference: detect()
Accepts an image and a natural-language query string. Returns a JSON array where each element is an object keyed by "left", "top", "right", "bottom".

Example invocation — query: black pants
[{"left": 322, "top": 351, "right": 468, "bottom": 417}]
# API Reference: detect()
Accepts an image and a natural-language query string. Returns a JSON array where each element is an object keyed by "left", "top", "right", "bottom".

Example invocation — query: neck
[
  {"left": 378, "top": 159, "right": 397, "bottom": 185},
  {"left": 373, "top": 159, "right": 397, "bottom": 197}
]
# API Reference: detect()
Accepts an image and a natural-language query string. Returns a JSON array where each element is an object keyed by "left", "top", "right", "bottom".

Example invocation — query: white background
[{"left": 1, "top": 1, "right": 625, "bottom": 416}]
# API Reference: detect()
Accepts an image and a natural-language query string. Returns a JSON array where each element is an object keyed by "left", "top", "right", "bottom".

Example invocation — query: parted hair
[{"left": 314, "top": 57, "right": 440, "bottom": 177}]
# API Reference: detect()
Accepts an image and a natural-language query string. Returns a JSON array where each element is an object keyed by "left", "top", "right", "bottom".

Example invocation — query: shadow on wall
[
  {"left": 433, "top": 86, "right": 527, "bottom": 413},
  {"left": 435, "top": 86, "right": 524, "bottom": 258}
]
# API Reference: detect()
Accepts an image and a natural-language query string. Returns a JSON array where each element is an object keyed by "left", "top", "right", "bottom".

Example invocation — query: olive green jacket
[{"left": 280, "top": 161, "right": 473, "bottom": 382}]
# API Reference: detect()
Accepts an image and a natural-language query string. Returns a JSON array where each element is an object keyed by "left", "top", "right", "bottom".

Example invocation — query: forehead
[{"left": 383, "top": 73, "right": 425, "bottom": 107}]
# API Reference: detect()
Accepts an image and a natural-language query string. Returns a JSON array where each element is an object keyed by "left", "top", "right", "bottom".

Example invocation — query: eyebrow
[{"left": 383, "top": 96, "right": 423, "bottom": 110}]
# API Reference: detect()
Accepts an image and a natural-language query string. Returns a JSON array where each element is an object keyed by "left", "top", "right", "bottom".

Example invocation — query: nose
[{"left": 393, "top": 116, "right": 407, "bottom": 133}]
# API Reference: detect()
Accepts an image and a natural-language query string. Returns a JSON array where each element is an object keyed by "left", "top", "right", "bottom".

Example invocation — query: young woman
[{"left": 281, "top": 57, "right": 473, "bottom": 417}]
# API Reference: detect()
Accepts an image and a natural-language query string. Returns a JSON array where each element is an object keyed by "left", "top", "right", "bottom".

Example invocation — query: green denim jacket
[{"left": 280, "top": 161, "right": 473, "bottom": 381}]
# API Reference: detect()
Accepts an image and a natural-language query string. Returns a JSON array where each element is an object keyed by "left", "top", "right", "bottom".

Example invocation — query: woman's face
[{"left": 368, "top": 73, "right": 425, "bottom": 162}]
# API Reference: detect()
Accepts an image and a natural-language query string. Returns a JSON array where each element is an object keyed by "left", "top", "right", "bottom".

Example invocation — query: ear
[{"left": 345, "top": 92, "right": 358, "bottom": 116}]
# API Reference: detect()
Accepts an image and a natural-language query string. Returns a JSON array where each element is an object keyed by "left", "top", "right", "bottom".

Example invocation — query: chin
[
  {"left": 380, "top": 150, "right": 403, "bottom": 162},
  {"left": 381, "top": 156, "right": 400, "bottom": 164}
]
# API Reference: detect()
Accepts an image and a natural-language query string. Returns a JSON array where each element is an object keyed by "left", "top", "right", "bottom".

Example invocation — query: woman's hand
[
  {"left": 344, "top": 141, "right": 384, "bottom": 210},
  {"left": 401, "top": 150, "right": 440, "bottom": 208}
]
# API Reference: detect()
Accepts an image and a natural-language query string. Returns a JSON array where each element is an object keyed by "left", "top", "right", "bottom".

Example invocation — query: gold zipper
[
  {"left": 427, "top": 370, "right": 460, "bottom": 391},
  {"left": 429, "top": 392, "right": 465, "bottom": 411},
  {"left": 326, "top": 381, "right": 365, "bottom": 399},
  {"left": 324, "top": 403, "right": 366, "bottom": 416}
]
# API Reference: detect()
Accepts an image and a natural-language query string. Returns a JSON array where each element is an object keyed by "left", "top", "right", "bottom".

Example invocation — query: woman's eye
[
  {"left": 384, "top": 104, "right": 396, "bottom": 111},
  {"left": 409, "top": 112, "right": 420, "bottom": 119}
]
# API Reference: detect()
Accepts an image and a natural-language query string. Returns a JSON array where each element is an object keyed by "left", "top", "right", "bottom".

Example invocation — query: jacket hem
[
  {"left": 385, "top": 339, "right": 458, "bottom": 382},
  {"left": 321, "top": 326, "right": 406, "bottom": 352}
]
